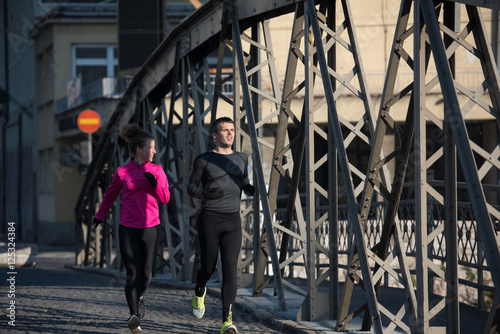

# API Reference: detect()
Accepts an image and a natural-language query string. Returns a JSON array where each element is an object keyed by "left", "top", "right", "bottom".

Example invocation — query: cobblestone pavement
[
  {"left": 1, "top": 245, "right": 490, "bottom": 334},
  {"left": 0, "top": 247, "right": 288, "bottom": 334}
]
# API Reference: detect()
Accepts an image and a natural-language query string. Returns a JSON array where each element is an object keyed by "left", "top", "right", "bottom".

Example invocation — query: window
[{"left": 72, "top": 45, "right": 117, "bottom": 87}]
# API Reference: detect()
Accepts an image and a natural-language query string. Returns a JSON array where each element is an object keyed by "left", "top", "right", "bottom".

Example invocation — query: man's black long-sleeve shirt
[{"left": 187, "top": 151, "right": 250, "bottom": 213}]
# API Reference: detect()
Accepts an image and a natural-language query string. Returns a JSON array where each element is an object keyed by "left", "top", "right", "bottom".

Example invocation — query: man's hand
[
  {"left": 143, "top": 172, "right": 157, "bottom": 187},
  {"left": 243, "top": 184, "right": 255, "bottom": 196},
  {"left": 203, "top": 187, "right": 224, "bottom": 199},
  {"left": 93, "top": 217, "right": 103, "bottom": 228}
]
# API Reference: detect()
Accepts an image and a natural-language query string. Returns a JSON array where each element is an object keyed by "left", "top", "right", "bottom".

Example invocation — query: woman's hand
[{"left": 143, "top": 172, "right": 157, "bottom": 187}]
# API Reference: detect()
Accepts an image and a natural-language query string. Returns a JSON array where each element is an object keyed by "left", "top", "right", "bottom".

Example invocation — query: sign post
[{"left": 77, "top": 109, "right": 101, "bottom": 164}]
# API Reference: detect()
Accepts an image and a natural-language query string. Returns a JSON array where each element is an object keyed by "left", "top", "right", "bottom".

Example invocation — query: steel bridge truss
[{"left": 75, "top": 0, "right": 500, "bottom": 333}]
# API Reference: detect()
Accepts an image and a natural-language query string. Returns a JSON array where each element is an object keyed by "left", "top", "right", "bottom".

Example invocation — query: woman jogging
[
  {"left": 187, "top": 117, "right": 255, "bottom": 334},
  {"left": 93, "top": 124, "right": 170, "bottom": 334}
]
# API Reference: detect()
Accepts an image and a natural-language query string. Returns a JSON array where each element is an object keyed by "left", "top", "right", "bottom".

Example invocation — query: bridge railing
[{"left": 240, "top": 194, "right": 495, "bottom": 311}]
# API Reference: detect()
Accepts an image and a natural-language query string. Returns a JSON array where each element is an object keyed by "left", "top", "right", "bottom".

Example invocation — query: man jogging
[{"left": 187, "top": 117, "right": 255, "bottom": 334}]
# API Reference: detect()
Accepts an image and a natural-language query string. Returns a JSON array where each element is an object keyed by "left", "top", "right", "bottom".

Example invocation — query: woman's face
[{"left": 136, "top": 139, "right": 156, "bottom": 163}]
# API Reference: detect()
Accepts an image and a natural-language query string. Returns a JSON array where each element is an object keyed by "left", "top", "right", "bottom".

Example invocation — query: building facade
[
  {"left": 0, "top": 0, "right": 195, "bottom": 244},
  {"left": 0, "top": 0, "right": 38, "bottom": 241}
]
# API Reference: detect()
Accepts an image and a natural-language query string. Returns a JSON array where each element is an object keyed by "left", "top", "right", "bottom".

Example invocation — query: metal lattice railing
[{"left": 241, "top": 195, "right": 495, "bottom": 311}]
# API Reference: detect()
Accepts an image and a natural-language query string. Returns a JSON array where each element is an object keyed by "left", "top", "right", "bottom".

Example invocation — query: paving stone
[
  {"left": 0, "top": 244, "right": 490, "bottom": 334},
  {"left": 0, "top": 265, "right": 287, "bottom": 333}
]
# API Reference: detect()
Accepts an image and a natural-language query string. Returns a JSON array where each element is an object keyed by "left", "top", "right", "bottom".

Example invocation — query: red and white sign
[{"left": 77, "top": 109, "right": 101, "bottom": 133}]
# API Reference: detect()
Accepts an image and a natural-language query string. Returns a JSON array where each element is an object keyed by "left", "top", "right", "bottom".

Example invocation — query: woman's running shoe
[
  {"left": 127, "top": 313, "right": 142, "bottom": 333},
  {"left": 191, "top": 287, "right": 206, "bottom": 318}
]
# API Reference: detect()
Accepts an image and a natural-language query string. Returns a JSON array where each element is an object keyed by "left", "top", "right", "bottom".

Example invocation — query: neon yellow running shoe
[
  {"left": 220, "top": 312, "right": 237, "bottom": 333},
  {"left": 192, "top": 288, "right": 206, "bottom": 318}
]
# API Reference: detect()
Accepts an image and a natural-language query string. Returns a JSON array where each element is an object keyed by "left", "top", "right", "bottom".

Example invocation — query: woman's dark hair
[
  {"left": 120, "top": 124, "right": 154, "bottom": 157},
  {"left": 211, "top": 117, "right": 234, "bottom": 134}
]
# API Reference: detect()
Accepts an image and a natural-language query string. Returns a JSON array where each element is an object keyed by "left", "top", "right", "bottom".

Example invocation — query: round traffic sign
[{"left": 77, "top": 109, "right": 101, "bottom": 133}]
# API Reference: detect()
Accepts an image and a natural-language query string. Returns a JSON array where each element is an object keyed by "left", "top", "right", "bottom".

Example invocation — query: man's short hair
[{"left": 211, "top": 117, "right": 234, "bottom": 134}]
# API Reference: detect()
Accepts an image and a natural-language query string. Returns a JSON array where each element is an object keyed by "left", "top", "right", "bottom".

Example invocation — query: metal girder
[
  {"left": 160, "top": 51, "right": 216, "bottom": 282},
  {"left": 443, "top": 3, "right": 460, "bottom": 333},
  {"left": 234, "top": 18, "right": 296, "bottom": 293},
  {"left": 246, "top": 0, "right": 384, "bottom": 321},
  {"left": 252, "top": 3, "right": 307, "bottom": 300},
  {"left": 227, "top": 0, "right": 288, "bottom": 311},
  {"left": 305, "top": 0, "right": 384, "bottom": 328},
  {"left": 414, "top": 3, "right": 434, "bottom": 331},
  {"left": 338, "top": 0, "right": 419, "bottom": 331},
  {"left": 162, "top": 43, "right": 183, "bottom": 281},
  {"left": 418, "top": 0, "right": 500, "bottom": 332}
]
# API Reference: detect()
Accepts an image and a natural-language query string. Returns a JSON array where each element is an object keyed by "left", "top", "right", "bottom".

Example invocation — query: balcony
[{"left": 56, "top": 76, "right": 133, "bottom": 115}]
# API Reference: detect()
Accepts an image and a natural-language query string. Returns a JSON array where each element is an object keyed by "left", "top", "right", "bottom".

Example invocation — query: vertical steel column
[
  {"left": 163, "top": 42, "right": 184, "bottom": 281},
  {"left": 181, "top": 57, "right": 192, "bottom": 282},
  {"left": 218, "top": 14, "right": 296, "bottom": 295},
  {"left": 466, "top": 4, "right": 500, "bottom": 330},
  {"left": 419, "top": 0, "right": 500, "bottom": 332},
  {"left": 184, "top": 55, "right": 212, "bottom": 280},
  {"left": 142, "top": 97, "right": 173, "bottom": 274},
  {"left": 305, "top": 0, "right": 383, "bottom": 330},
  {"left": 299, "top": 0, "right": 347, "bottom": 321},
  {"left": 253, "top": 3, "right": 308, "bottom": 298},
  {"left": 337, "top": 0, "right": 419, "bottom": 331},
  {"left": 303, "top": 2, "right": 321, "bottom": 320},
  {"left": 245, "top": 23, "right": 260, "bottom": 290},
  {"left": 443, "top": 3, "right": 460, "bottom": 333},
  {"left": 163, "top": 138, "right": 180, "bottom": 279},
  {"left": 236, "top": 20, "right": 287, "bottom": 289},
  {"left": 228, "top": 0, "right": 287, "bottom": 311},
  {"left": 169, "top": 53, "right": 215, "bottom": 281},
  {"left": 153, "top": 99, "right": 174, "bottom": 275},
  {"left": 326, "top": 0, "right": 338, "bottom": 320},
  {"left": 414, "top": 3, "right": 430, "bottom": 332}
]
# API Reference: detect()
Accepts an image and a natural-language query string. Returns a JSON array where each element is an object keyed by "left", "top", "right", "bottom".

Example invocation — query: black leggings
[
  {"left": 119, "top": 224, "right": 159, "bottom": 316},
  {"left": 196, "top": 210, "right": 242, "bottom": 321}
]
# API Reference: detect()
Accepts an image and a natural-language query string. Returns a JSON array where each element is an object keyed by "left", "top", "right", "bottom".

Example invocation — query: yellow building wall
[{"left": 260, "top": 1, "right": 497, "bottom": 123}]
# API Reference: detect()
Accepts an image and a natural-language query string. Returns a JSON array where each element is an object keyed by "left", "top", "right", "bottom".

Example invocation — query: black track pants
[
  {"left": 196, "top": 211, "right": 242, "bottom": 321},
  {"left": 119, "top": 224, "right": 159, "bottom": 316}
]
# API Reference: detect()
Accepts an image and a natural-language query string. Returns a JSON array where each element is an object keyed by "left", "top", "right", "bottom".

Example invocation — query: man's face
[{"left": 213, "top": 122, "right": 235, "bottom": 149}]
